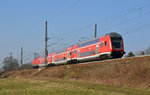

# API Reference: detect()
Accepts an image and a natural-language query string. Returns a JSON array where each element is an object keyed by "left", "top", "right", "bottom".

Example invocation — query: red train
[{"left": 33, "top": 32, "right": 125, "bottom": 68}]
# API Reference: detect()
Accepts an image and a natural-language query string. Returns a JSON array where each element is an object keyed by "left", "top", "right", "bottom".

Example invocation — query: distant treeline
[
  {"left": 126, "top": 47, "right": 150, "bottom": 57},
  {"left": 2, "top": 56, "right": 32, "bottom": 72}
]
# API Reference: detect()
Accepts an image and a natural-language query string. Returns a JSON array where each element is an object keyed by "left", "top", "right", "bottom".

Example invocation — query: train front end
[{"left": 107, "top": 32, "right": 125, "bottom": 58}]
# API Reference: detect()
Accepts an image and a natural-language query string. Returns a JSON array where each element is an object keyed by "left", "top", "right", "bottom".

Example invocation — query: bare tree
[
  {"left": 0, "top": 67, "right": 2, "bottom": 75},
  {"left": 2, "top": 56, "right": 19, "bottom": 71},
  {"left": 145, "top": 47, "right": 150, "bottom": 54},
  {"left": 136, "top": 51, "right": 145, "bottom": 56},
  {"left": 20, "top": 63, "right": 32, "bottom": 70}
]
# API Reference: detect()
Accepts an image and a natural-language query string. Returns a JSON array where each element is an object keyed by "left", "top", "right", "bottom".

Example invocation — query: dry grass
[
  {"left": 1, "top": 56, "right": 150, "bottom": 88},
  {"left": 0, "top": 78, "right": 150, "bottom": 95}
]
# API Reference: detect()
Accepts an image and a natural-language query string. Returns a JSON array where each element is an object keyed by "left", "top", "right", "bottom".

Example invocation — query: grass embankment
[
  {"left": 1, "top": 56, "right": 150, "bottom": 95},
  {"left": 0, "top": 78, "right": 150, "bottom": 95},
  {"left": 33, "top": 56, "right": 150, "bottom": 88}
]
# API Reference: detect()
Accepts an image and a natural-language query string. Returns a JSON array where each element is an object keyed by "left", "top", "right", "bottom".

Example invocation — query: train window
[
  {"left": 101, "top": 42, "right": 103, "bottom": 48},
  {"left": 105, "top": 41, "right": 107, "bottom": 46},
  {"left": 78, "top": 38, "right": 100, "bottom": 48},
  {"left": 111, "top": 37, "right": 122, "bottom": 40},
  {"left": 73, "top": 50, "right": 76, "bottom": 54},
  {"left": 96, "top": 38, "right": 100, "bottom": 43},
  {"left": 80, "top": 50, "right": 95, "bottom": 57}
]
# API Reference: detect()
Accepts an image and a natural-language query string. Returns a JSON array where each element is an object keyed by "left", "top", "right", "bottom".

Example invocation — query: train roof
[
  {"left": 55, "top": 48, "right": 67, "bottom": 55},
  {"left": 78, "top": 37, "right": 100, "bottom": 48},
  {"left": 105, "top": 32, "right": 122, "bottom": 38}
]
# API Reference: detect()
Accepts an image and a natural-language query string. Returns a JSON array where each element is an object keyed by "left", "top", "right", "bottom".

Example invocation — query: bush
[{"left": 127, "top": 51, "right": 135, "bottom": 57}]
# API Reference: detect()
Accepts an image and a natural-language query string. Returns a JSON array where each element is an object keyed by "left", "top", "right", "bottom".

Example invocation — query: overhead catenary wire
[
  {"left": 57, "top": 1, "right": 149, "bottom": 39},
  {"left": 103, "top": 11, "right": 150, "bottom": 35},
  {"left": 122, "top": 23, "right": 150, "bottom": 35},
  {"left": 38, "top": 0, "right": 150, "bottom": 58}
]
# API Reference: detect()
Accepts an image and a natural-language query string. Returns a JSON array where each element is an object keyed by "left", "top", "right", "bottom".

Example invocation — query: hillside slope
[{"left": 1, "top": 56, "right": 150, "bottom": 88}]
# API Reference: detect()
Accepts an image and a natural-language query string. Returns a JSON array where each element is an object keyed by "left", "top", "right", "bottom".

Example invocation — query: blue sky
[{"left": 0, "top": 0, "right": 150, "bottom": 68}]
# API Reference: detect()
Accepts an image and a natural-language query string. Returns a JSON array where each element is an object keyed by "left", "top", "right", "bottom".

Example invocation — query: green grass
[{"left": 0, "top": 78, "right": 150, "bottom": 95}]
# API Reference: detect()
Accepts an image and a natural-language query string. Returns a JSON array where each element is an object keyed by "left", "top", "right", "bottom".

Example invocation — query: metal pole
[
  {"left": 95, "top": 24, "right": 97, "bottom": 38},
  {"left": 34, "top": 52, "right": 37, "bottom": 59},
  {"left": 45, "top": 21, "right": 48, "bottom": 66},
  {"left": 9, "top": 52, "right": 12, "bottom": 71},
  {"left": 21, "top": 47, "right": 23, "bottom": 67}
]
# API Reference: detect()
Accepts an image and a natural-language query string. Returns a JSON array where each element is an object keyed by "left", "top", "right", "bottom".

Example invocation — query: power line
[
  {"left": 38, "top": 1, "right": 150, "bottom": 57},
  {"left": 50, "top": 2, "right": 146, "bottom": 46},
  {"left": 93, "top": 2, "right": 149, "bottom": 34},
  {"left": 122, "top": 23, "right": 150, "bottom": 35},
  {"left": 102, "top": 11, "right": 150, "bottom": 34},
  {"left": 118, "top": 11, "right": 150, "bottom": 25},
  {"left": 57, "top": 1, "right": 149, "bottom": 39},
  {"left": 48, "top": 38, "right": 63, "bottom": 47}
]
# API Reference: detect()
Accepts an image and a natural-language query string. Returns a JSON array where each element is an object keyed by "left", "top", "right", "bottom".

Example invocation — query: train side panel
[
  {"left": 68, "top": 45, "right": 78, "bottom": 64},
  {"left": 77, "top": 38, "right": 100, "bottom": 61},
  {"left": 99, "top": 35, "right": 112, "bottom": 58},
  {"left": 32, "top": 59, "right": 38, "bottom": 68},
  {"left": 54, "top": 52, "right": 68, "bottom": 65},
  {"left": 47, "top": 53, "right": 55, "bottom": 66}
]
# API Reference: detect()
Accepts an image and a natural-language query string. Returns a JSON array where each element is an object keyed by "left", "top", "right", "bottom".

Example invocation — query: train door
[
  {"left": 72, "top": 50, "right": 77, "bottom": 58},
  {"left": 52, "top": 56, "right": 54, "bottom": 63},
  {"left": 67, "top": 52, "right": 70, "bottom": 60},
  {"left": 100, "top": 42, "right": 104, "bottom": 53},
  {"left": 78, "top": 50, "right": 80, "bottom": 58},
  {"left": 51, "top": 56, "right": 52, "bottom": 63},
  {"left": 96, "top": 45, "right": 99, "bottom": 54},
  {"left": 71, "top": 50, "right": 73, "bottom": 58},
  {"left": 71, "top": 50, "right": 75, "bottom": 58}
]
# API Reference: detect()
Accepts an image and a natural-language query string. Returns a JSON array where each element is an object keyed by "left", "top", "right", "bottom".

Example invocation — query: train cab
[{"left": 106, "top": 32, "right": 125, "bottom": 58}]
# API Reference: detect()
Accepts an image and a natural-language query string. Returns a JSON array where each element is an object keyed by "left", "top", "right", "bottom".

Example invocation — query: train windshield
[{"left": 111, "top": 37, "right": 122, "bottom": 49}]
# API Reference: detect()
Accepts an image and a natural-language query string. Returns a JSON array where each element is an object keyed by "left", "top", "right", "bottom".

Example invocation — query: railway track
[
  {"left": 73, "top": 54, "right": 150, "bottom": 65},
  {"left": 34, "top": 54, "right": 150, "bottom": 72}
]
